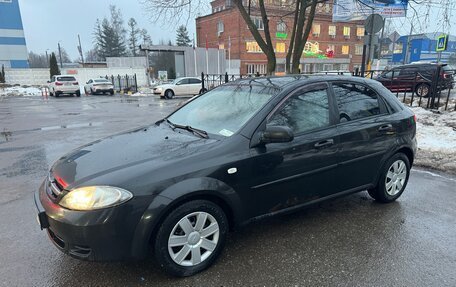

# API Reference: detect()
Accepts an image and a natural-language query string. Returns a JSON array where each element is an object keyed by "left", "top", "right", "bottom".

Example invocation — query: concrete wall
[{"left": 4, "top": 67, "right": 148, "bottom": 86}]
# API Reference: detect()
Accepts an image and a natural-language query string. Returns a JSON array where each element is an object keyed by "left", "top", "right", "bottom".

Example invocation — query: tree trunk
[
  {"left": 286, "top": 1, "right": 301, "bottom": 74},
  {"left": 233, "top": 0, "right": 275, "bottom": 75},
  {"left": 291, "top": 0, "right": 318, "bottom": 74}
]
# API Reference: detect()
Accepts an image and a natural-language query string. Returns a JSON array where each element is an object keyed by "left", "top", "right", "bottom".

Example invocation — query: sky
[
  {"left": 19, "top": 0, "right": 209, "bottom": 60},
  {"left": 18, "top": 0, "right": 455, "bottom": 60}
]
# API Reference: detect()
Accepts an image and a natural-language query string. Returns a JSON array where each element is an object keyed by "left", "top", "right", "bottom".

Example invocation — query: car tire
[
  {"left": 154, "top": 200, "right": 228, "bottom": 277},
  {"left": 199, "top": 88, "right": 208, "bottom": 95},
  {"left": 368, "top": 153, "right": 410, "bottom": 203},
  {"left": 165, "top": 89, "right": 175, "bottom": 99},
  {"left": 110, "top": 90, "right": 114, "bottom": 96},
  {"left": 415, "top": 83, "right": 430, "bottom": 98},
  {"left": 76, "top": 91, "right": 81, "bottom": 97},
  {"left": 55, "top": 92, "right": 60, "bottom": 98}
]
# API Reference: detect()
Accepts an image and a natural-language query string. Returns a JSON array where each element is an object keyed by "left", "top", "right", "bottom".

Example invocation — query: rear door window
[
  {"left": 332, "top": 82, "right": 384, "bottom": 122},
  {"left": 189, "top": 78, "right": 202, "bottom": 84},
  {"left": 177, "top": 79, "right": 190, "bottom": 85}
]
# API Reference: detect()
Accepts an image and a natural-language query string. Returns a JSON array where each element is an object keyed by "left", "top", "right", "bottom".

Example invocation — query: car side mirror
[
  {"left": 47, "top": 81, "right": 50, "bottom": 83},
  {"left": 260, "top": 126, "right": 294, "bottom": 144}
]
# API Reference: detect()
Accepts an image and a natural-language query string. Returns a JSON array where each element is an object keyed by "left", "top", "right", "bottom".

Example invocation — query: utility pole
[
  {"left": 78, "top": 34, "right": 85, "bottom": 64},
  {"left": 45, "top": 50, "right": 49, "bottom": 67},
  {"left": 58, "top": 42, "right": 63, "bottom": 69},
  {"left": 403, "top": 23, "right": 413, "bottom": 64}
]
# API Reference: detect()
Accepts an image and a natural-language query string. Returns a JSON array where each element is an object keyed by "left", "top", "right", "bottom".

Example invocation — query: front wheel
[
  {"left": 165, "top": 89, "right": 175, "bottom": 99},
  {"left": 154, "top": 200, "right": 228, "bottom": 277},
  {"left": 415, "top": 83, "right": 430, "bottom": 98},
  {"left": 368, "top": 153, "right": 410, "bottom": 203},
  {"left": 199, "top": 88, "right": 208, "bottom": 95}
]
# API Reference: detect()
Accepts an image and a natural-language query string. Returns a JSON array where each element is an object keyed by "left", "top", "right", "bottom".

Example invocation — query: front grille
[
  {"left": 69, "top": 245, "right": 92, "bottom": 258},
  {"left": 48, "top": 229, "right": 65, "bottom": 249},
  {"left": 47, "top": 175, "right": 63, "bottom": 199}
]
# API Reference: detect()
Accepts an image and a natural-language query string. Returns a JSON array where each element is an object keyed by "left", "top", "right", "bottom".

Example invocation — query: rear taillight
[
  {"left": 413, "top": 114, "right": 417, "bottom": 123},
  {"left": 73, "top": 82, "right": 79, "bottom": 85},
  {"left": 443, "top": 73, "right": 450, "bottom": 79},
  {"left": 55, "top": 82, "right": 63, "bottom": 86}
]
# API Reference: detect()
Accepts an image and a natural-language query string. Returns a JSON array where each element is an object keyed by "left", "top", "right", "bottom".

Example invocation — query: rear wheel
[
  {"left": 415, "top": 83, "right": 430, "bottom": 98},
  {"left": 165, "top": 89, "right": 175, "bottom": 99},
  {"left": 199, "top": 88, "right": 207, "bottom": 95},
  {"left": 154, "top": 200, "right": 228, "bottom": 277},
  {"left": 75, "top": 90, "right": 81, "bottom": 97},
  {"left": 368, "top": 153, "right": 410, "bottom": 203},
  {"left": 110, "top": 90, "right": 114, "bottom": 96}
]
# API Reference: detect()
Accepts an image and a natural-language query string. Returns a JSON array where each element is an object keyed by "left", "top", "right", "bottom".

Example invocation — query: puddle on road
[
  {"left": 40, "top": 122, "right": 103, "bottom": 131},
  {"left": 0, "top": 122, "right": 103, "bottom": 143}
]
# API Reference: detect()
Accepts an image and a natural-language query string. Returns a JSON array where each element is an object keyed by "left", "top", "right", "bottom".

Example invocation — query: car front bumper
[{"left": 34, "top": 181, "right": 155, "bottom": 261}]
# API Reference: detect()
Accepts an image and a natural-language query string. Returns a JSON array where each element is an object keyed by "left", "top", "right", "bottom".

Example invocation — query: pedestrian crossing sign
[{"left": 436, "top": 35, "right": 448, "bottom": 52}]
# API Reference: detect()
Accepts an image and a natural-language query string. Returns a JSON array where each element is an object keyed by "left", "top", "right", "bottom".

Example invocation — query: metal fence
[
  {"left": 105, "top": 74, "right": 138, "bottom": 93},
  {"left": 358, "top": 69, "right": 456, "bottom": 111},
  {"left": 201, "top": 69, "right": 456, "bottom": 111},
  {"left": 201, "top": 72, "right": 266, "bottom": 92}
]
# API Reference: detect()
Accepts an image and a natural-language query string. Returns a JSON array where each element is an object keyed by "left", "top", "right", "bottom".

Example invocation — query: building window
[
  {"left": 246, "top": 41, "right": 262, "bottom": 53},
  {"left": 328, "top": 25, "right": 336, "bottom": 37},
  {"left": 247, "top": 63, "right": 267, "bottom": 74},
  {"left": 277, "top": 21, "right": 286, "bottom": 33},
  {"left": 252, "top": 17, "right": 264, "bottom": 30},
  {"left": 357, "top": 27, "right": 365, "bottom": 38},
  {"left": 327, "top": 44, "right": 335, "bottom": 54},
  {"left": 217, "top": 21, "right": 224, "bottom": 36},
  {"left": 355, "top": 45, "right": 363, "bottom": 55},
  {"left": 276, "top": 42, "right": 286, "bottom": 53},
  {"left": 343, "top": 27, "right": 351, "bottom": 38},
  {"left": 219, "top": 43, "right": 225, "bottom": 50},
  {"left": 312, "top": 24, "right": 321, "bottom": 37},
  {"left": 342, "top": 45, "right": 350, "bottom": 55}
]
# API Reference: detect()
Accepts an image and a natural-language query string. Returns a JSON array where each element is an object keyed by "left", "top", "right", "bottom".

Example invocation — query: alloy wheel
[
  {"left": 168, "top": 212, "right": 220, "bottom": 267},
  {"left": 385, "top": 160, "right": 407, "bottom": 196}
]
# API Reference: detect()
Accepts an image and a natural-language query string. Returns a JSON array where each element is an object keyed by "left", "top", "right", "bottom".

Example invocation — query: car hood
[{"left": 51, "top": 123, "right": 218, "bottom": 189}]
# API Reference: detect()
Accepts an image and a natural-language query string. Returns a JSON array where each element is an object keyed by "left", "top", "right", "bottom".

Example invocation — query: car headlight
[
  {"left": 59, "top": 186, "right": 133, "bottom": 211},
  {"left": 155, "top": 87, "right": 163, "bottom": 92}
]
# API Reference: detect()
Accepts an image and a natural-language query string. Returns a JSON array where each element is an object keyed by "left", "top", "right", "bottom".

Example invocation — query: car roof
[
  {"left": 393, "top": 63, "right": 447, "bottom": 69},
  {"left": 228, "top": 74, "right": 368, "bottom": 90},
  {"left": 56, "top": 75, "right": 77, "bottom": 78}
]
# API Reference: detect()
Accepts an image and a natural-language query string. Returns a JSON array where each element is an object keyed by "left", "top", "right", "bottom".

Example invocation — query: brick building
[{"left": 196, "top": 0, "right": 365, "bottom": 74}]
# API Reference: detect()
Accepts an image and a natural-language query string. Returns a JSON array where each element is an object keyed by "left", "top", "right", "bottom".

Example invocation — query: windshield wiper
[{"left": 165, "top": 119, "right": 208, "bottom": 139}]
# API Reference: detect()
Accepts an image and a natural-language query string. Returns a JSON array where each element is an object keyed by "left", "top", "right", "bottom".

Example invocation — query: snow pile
[
  {"left": 130, "top": 87, "right": 154, "bottom": 97},
  {"left": 0, "top": 86, "right": 43, "bottom": 97},
  {"left": 411, "top": 107, "right": 456, "bottom": 173}
]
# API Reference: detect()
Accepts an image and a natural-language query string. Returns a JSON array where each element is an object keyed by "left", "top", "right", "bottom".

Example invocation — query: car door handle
[
  {"left": 378, "top": 124, "right": 394, "bottom": 133},
  {"left": 314, "top": 139, "right": 334, "bottom": 149}
]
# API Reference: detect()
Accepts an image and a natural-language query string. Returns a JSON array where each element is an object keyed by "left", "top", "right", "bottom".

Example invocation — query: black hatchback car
[{"left": 35, "top": 75, "right": 416, "bottom": 277}]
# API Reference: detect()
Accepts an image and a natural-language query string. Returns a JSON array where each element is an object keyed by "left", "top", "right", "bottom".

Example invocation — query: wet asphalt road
[{"left": 0, "top": 94, "right": 455, "bottom": 286}]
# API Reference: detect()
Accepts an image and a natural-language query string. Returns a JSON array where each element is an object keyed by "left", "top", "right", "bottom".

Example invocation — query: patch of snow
[
  {"left": 0, "top": 86, "right": 43, "bottom": 97},
  {"left": 410, "top": 107, "right": 456, "bottom": 174}
]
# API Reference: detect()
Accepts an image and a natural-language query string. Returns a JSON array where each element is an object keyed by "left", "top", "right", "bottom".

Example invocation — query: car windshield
[
  {"left": 167, "top": 84, "right": 280, "bottom": 137},
  {"left": 94, "top": 79, "right": 110, "bottom": 83}
]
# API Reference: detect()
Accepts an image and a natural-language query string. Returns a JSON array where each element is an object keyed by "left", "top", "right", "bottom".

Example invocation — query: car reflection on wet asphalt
[{"left": 0, "top": 94, "right": 455, "bottom": 286}]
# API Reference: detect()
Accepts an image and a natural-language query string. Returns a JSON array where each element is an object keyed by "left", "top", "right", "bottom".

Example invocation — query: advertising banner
[{"left": 333, "top": 0, "right": 408, "bottom": 22}]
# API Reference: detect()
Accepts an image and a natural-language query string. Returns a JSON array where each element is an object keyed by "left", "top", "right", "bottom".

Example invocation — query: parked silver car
[{"left": 84, "top": 78, "right": 115, "bottom": 96}]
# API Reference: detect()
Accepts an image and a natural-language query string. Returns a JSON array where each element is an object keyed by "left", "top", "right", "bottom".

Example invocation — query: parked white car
[
  {"left": 153, "top": 77, "right": 204, "bottom": 99},
  {"left": 48, "top": 75, "right": 80, "bottom": 97},
  {"left": 84, "top": 78, "right": 115, "bottom": 95}
]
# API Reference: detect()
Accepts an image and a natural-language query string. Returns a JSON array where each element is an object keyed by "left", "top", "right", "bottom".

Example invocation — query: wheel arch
[
  {"left": 130, "top": 177, "right": 243, "bottom": 259},
  {"left": 373, "top": 146, "right": 415, "bottom": 188}
]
